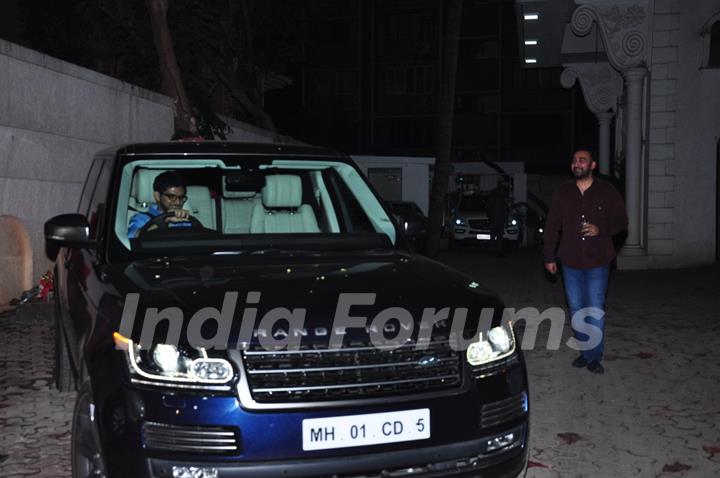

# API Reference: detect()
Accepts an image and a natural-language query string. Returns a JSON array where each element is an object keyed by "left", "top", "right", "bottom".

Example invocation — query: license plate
[
  {"left": 302, "top": 408, "right": 430, "bottom": 451},
  {"left": 476, "top": 233, "right": 491, "bottom": 240}
]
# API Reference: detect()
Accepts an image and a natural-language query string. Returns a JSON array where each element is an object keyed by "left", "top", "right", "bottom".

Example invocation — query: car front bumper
[
  {"left": 144, "top": 423, "right": 528, "bottom": 478},
  {"left": 453, "top": 227, "right": 520, "bottom": 242}
]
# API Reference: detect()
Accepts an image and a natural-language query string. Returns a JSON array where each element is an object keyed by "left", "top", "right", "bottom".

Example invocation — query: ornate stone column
[
  {"left": 622, "top": 67, "right": 646, "bottom": 252},
  {"left": 570, "top": 1, "right": 651, "bottom": 254},
  {"left": 560, "top": 63, "right": 623, "bottom": 176},
  {"left": 596, "top": 111, "right": 614, "bottom": 176}
]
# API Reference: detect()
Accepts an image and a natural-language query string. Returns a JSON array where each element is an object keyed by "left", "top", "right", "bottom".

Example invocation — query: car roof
[{"left": 96, "top": 142, "right": 349, "bottom": 161}]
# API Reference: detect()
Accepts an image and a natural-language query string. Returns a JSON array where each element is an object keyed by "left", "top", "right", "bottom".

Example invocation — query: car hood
[{"left": 102, "top": 252, "right": 504, "bottom": 346}]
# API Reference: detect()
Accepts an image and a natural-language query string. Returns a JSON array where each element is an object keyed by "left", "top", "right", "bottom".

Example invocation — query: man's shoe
[
  {"left": 587, "top": 361, "right": 605, "bottom": 374},
  {"left": 571, "top": 356, "right": 588, "bottom": 368}
]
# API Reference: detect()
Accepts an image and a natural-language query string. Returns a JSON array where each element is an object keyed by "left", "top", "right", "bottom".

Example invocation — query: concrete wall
[
  {"left": 0, "top": 39, "right": 173, "bottom": 298},
  {"left": 0, "top": 39, "right": 286, "bottom": 302},
  {"left": 645, "top": 0, "right": 719, "bottom": 267},
  {"left": 222, "top": 115, "right": 303, "bottom": 144},
  {"left": 671, "top": 0, "right": 720, "bottom": 266}
]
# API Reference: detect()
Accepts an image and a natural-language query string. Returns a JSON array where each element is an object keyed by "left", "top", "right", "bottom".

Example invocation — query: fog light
[
  {"left": 191, "top": 358, "right": 232, "bottom": 381},
  {"left": 486, "top": 432, "right": 515, "bottom": 452},
  {"left": 172, "top": 466, "right": 218, "bottom": 478}
]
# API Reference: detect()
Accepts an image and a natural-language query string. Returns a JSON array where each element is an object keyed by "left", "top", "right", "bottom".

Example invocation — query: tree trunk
[
  {"left": 210, "top": 62, "right": 277, "bottom": 132},
  {"left": 145, "top": 0, "right": 198, "bottom": 135},
  {"left": 221, "top": 0, "right": 277, "bottom": 132},
  {"left": 425, "top": 0, "right": 463, "bottom": 257}
]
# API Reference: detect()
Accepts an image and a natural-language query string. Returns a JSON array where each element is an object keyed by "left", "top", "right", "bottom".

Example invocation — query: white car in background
[{"left": 450, "top": 194, "right": 521, "bottom": 247}]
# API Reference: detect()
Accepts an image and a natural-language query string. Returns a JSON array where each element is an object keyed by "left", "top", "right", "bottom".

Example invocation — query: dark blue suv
[{"left": 46, "top": 142, "right": 529, "bottom": 478}]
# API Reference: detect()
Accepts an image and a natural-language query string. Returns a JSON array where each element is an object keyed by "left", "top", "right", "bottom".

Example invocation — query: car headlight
[
  {"left": 510, "top": 218, "right": 518, "bottom": 226},
  {"left": 455, "top": 218, "right": 466, "bottom": 226},
  {"left": 113, "top": 333, "right": 234, "bottom": 387},
  {"left": 466, "top": 323, "right": 516, "bottom": 366}
]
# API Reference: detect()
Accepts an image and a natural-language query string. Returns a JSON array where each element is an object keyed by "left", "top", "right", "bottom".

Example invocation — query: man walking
[
  {"left": 487, "top": 184, "right": 509, "bottom": 257},
  {"left": 543, "top": 149, "right": 627, "bottom": 374}
]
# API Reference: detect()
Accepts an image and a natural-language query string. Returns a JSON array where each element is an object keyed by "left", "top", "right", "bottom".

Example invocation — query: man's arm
[
  {"left": 603, "top": 186, "right": 628, "bottom": 237},
  {"left": 543, "top": 190, "right": 563, "bottom": 266},
  {"left": 127, "top": 212, "right": 151, "bottom": 238}
]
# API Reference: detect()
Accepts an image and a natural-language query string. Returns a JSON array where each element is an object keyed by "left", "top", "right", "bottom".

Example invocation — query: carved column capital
[
  {"left": 571, "top": 2, "right": 650, "bottom": 70},
  {"left": 560, "top": 62, "right": 623, "bottom": 113},
  {"left": 622, "top": 66, "right": 648, "bottom": 84},
  {"left": 595, "top": 111, "right": 615, "bottom": 124}
]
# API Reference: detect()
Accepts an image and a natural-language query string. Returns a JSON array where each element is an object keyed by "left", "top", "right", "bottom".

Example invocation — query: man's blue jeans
[{"left": 562, "top": 264, "right": 609, "bottom": 363}]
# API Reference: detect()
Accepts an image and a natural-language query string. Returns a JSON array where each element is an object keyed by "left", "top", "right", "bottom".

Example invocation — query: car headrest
[
  {"left": 222, "top": 181, "right": 257, "bottom": 199},
  {"left": 262, "top": 175, "right": 302, "bottom": 208},
  {"left": 132, "top": 169, "right": 165, "bottom": 205}
]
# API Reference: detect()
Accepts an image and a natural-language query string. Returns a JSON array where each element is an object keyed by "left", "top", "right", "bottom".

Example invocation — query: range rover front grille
[
  {"left": 142, "top": 422, "right": 241, "bottom": 455},
  {"left": 242, "top": 339, "right": 462, "bottom": 403}
]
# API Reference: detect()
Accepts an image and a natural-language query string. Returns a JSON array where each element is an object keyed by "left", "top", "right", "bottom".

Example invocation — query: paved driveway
[
  {"left": 1, "top": 248, "right": 719, "bottom": 477},
  {"left": 439, "top": 249, "right": 720, "bottom": 478}
]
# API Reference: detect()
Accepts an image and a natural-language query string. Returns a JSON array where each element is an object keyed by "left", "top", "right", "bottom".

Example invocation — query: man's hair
[
  {"left": 574, "top": 147, "right": 597, "bottom": 163},
  {"left": 153, "top": 171, "right": 186, "bottom": 193}
]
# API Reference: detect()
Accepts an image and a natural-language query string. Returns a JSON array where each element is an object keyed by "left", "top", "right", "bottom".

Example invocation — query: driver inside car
[{"left": 128, "top": 171, "right": 197, "bottom": 238}]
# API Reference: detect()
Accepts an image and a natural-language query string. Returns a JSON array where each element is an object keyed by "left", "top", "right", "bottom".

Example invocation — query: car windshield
[
  {"left": 111, "top": 156, "right": 397, "bottom": 257},
  {"left": 458, "top": 196, "right": 488, "bottom": 211}
]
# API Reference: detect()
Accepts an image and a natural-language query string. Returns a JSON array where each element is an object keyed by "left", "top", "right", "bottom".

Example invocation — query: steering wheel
[{"left": 138, "top": 212, "right": 204, "bottom": 235}]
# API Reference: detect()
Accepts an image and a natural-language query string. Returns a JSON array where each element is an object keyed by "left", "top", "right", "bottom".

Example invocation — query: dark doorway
[{"left": 717, "top": 139, "right": 720, "bottom": 262}]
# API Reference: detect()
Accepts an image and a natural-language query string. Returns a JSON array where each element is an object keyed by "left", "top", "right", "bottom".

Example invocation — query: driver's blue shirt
[{"left": 127, "top": 204, "right": 192, "bottom": 238}]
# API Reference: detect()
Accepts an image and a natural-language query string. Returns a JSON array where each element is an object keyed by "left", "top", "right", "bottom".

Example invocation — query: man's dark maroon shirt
[{"left": 543, "top": 178, "right": 628, "bottom": 269}]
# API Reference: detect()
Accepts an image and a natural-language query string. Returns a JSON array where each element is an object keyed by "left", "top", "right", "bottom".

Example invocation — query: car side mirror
[{"left": 45, "top": 214, "right": 95, "bottom": 253}]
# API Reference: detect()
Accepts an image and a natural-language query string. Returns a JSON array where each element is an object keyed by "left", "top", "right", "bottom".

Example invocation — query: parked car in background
[
  {"left": 387, "top": 200, "right": 427, "bottom": 251},
  {"left": 450, "top": 194, "right": 521, "bottom": 248},
  {"left": 46, "top": 142, "right": 529, "bottom": 478}
]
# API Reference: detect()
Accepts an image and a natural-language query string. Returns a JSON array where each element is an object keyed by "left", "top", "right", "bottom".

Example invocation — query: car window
[
  {"left": 78, "top": 159, "right": 102, "bottom": 215},
  {"left": 459, "top": 196, "right": 488, "bottom": 211},
  {"left": 88, "top": 160, "right": 113, "bottom": 240},
  {"left": 322, "top": 168, "right": 375, "bottom": 234},
  {"left": 112, "top": 157, "right": 396, "bottom": 255}
]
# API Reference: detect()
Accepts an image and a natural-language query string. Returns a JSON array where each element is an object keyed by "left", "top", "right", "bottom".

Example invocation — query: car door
[{"left": 62, "top": 156, "right": 114, "bottom": 373}]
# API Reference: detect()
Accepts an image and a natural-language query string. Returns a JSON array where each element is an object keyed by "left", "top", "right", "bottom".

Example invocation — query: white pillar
[
  {"left": 622, "top": 67, "right": 646, "bottom": 253},
  {"left": 596, "top": 111, "right": 614, "bottom": 176}
]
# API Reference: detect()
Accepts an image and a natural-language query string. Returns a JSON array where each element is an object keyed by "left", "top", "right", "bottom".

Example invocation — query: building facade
[
  {"left": 516, "top": 0, "right": 720, "bottom": 267},
  {"left": 282, "top": 0, "right": 596, "bottom": 175}
]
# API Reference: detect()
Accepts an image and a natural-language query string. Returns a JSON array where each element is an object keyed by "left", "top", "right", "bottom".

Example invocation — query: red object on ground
[
  {"left": 38, "top": 270, "right": 54, "bottom": 301},
  {"left": 703, "top": 445, "right": 720, "bottom": 456}
]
